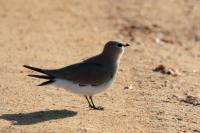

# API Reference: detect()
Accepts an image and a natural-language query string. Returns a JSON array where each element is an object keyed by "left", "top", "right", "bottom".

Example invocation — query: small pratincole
[{"left": 23, "top": 41, "right": 129, "bottom": 110}]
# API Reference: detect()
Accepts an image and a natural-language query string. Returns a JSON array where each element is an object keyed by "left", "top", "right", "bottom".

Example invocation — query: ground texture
[{"left": 0, "top": 0, "right": 200, "bottom": 132}]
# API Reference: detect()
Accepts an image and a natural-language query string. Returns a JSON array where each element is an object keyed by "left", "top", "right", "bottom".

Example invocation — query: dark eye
[{"left": 117, "top": 44, "right": 123, "bottom": 47}]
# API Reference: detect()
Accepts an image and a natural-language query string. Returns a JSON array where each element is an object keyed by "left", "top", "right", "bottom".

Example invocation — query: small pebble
[{"left": 124, "top": 85, "right": 133, "bottom": 90}]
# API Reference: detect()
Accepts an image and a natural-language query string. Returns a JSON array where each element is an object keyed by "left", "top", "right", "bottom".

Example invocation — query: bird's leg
[
  {"left": 89, "top": 96, "right": 96, "bottom": 108},
  {"left": 85, "top": 96, "right": 92, "bottom": 108},
  {"left": 89, "top": 96, "right": 104, "bottom": 110}
]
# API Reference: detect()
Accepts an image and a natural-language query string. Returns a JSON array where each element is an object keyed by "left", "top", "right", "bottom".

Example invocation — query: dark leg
[
  {"left": 85, "top": 96, "right": 92, "bottom": 108},
  {"left": 89, "top": 96, "right": 96, "bottom": 108},
  {"left": 89, "top": 96, "right": 104, "bottom": 110}
]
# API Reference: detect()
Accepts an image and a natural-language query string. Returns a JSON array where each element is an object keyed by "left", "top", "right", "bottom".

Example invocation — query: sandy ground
[{"left": 0, "top": 0, "right": 200, "bottom": 132}]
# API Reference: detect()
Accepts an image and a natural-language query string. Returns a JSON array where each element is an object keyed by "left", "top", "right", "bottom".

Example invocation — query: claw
[{"left": 90, "top": 106, "right": 104, "bottom": 110}]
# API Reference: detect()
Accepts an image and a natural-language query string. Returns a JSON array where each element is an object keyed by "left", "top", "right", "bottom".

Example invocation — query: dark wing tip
[
  {"left": 23, "top": 65, "right": 47, "bottom": 75},
  {"left": 23, "top": 65, "right": 29, "bottom": 68},
  {"left": 28, "top": 74, "right": 54, "bottom": 79},
  {"left": 38, "top": 80, "right": 55, "bottom": 86}
]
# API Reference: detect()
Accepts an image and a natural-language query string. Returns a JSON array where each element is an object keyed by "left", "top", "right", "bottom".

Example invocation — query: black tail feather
[
  {"left": 23, "top": 65, "right": 55, "bottom": 86},
  {"left": 28, "top": 74, "right": 54, "bottom": 79},
  {"left": 38, "top": 80, "right": 55, "bottom": 86},
  {"left": 23, "top": 65, "right": 47, "bottom": 75}
]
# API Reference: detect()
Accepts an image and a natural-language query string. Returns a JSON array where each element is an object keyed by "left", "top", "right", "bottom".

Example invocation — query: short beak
[{"left": 123, "top": 43, "right": 130, "bottom": 47}]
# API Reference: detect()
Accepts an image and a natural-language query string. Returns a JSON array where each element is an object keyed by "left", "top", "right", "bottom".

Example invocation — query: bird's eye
[{"left": 117, "top": 44, "right": 123, "bottom": 47}]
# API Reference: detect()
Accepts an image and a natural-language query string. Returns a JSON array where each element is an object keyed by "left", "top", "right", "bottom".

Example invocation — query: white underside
[{"left": 52, "top": 79, "right": 113, "bottom": 96}]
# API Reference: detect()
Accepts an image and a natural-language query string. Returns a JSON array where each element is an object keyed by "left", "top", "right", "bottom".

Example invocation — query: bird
[{"left": 23, "top": 41, "right": 129, "bottom": 110}]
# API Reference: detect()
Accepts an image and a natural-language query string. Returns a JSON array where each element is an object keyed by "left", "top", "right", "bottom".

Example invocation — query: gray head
[{"left": 102, "top": 41, "right": 129, "bottom": 61}]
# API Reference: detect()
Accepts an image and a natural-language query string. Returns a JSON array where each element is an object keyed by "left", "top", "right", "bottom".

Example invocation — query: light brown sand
[{"left": 0, "top": 0, "right": 200, "bottom": 132}]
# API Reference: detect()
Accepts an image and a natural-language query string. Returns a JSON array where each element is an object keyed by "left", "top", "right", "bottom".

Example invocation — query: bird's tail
[
  {"left": 28, "top": 74, "right": 54, "bottom": 79},
  {"left": 37, "top": 80, "right": 55, "bottom": 86},
  {"left": 23, "top": 65, "right": 55, "bottom": 86},
  {"left": 23, "top": 65, "right": 47, "bottom": 75}
]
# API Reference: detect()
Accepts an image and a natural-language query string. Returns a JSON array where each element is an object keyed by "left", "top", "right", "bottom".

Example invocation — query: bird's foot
[{"left": 89, "top": 105, "right": 104, "bottom": 110}]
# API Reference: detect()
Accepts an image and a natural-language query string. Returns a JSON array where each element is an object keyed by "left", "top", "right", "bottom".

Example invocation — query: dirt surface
[{"left": 0, "top": 0, "right": 200, "bottom": 132}]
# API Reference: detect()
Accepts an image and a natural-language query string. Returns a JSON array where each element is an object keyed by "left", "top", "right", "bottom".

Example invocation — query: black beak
[{"left": 123, "top": 43, "right": 130, "bottom": 47}]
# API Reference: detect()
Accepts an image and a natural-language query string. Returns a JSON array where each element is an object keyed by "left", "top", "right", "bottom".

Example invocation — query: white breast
[{"left": 52, "top": 78, "right": 114, "bottom": 96}]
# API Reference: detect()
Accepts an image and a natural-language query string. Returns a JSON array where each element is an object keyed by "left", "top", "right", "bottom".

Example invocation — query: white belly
[{"left": 53, "top": 79, "right": 114, "bottom": 96}]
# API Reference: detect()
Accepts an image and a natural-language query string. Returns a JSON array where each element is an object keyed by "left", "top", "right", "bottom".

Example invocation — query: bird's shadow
[{"left": 0, "top": 109, "right": 77, "bottom": 125}]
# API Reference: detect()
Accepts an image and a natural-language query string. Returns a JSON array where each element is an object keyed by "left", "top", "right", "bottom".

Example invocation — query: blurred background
[{"left": 0, "top": 0, "right": 200, "bottom": 132}]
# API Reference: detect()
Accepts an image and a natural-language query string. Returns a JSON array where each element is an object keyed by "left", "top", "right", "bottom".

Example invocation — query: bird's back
[{"left": 43, "top": 54, "right": 118, "bottom": 86}]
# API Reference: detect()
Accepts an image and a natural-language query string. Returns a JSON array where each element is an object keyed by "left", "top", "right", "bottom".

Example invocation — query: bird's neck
[{"left": 100, "top": 53, "right": 122, "bottom": 67}]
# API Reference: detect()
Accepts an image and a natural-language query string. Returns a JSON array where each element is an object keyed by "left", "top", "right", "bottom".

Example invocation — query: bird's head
[{"left": 102, "top": 41, "right": 129, "bottom": 60}]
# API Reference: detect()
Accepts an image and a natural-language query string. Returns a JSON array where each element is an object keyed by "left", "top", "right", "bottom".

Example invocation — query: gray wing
[{"left": 44, "top": 62, "right": 114, "bottom": 86}]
